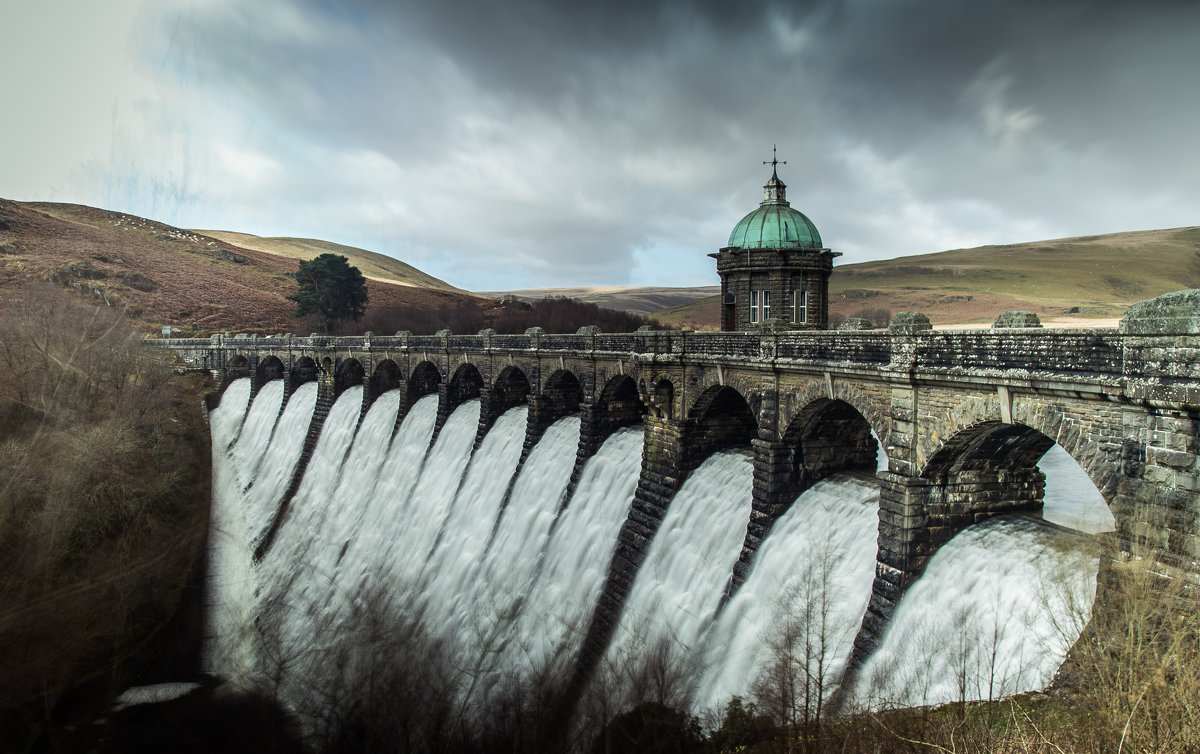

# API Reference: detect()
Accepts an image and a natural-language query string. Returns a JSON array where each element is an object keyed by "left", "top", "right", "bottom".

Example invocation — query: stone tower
[{"left": 710, "top": 157, "right": 839, "bottom": 330}]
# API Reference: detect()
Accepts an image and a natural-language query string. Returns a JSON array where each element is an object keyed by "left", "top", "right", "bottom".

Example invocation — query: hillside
[
  {"left": 653, "top": 227, "right": 1200, "bottom": 329},
  {"left": 195, "top": 230, "right": 458, "bottom": 291},
  {"left": 0, "top": 200, "right": 483, "bottom": 334},
  {"left": 480, "top": 285, "right": 720, "bottom": 316}
]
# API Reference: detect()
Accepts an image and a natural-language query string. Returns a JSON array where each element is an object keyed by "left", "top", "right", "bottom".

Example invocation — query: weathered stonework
[{"left": 154, "top": 288, "right": 1200, "bottom": 695}]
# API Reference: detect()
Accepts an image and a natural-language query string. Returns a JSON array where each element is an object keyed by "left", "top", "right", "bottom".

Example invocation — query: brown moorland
[
  {"left": 0, "top": 199, "right": 486, "bottom": 334},
  {"left": 651, "top": 226, "right": 1200, "bottom": 329}
]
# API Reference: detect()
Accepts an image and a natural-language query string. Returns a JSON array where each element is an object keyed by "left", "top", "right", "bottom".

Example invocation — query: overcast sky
[{"left": 4, "top": 0, "right": 1198, "bottom": 291}]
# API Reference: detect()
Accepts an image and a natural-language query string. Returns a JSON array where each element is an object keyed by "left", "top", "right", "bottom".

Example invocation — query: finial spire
[
  {"left": 763, "top": 144, "right": 787, "bottom": 177},
  {"left": 761, "top": 145, "right": 788, "bottom": 205}
]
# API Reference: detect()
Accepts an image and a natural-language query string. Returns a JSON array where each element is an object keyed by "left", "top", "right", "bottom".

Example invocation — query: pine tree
[{"left": 287, "top": 253, "right": 368, "bottom": 332}]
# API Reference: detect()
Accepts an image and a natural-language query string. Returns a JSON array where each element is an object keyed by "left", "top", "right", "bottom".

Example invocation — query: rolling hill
[
  {"left": 652, "top": 227, "right": 1200, "bottom": 329},
  {"left": 195, "top": 230, "right": 458, "bottom": 291},
  {"left": 0, "top": 200, "right": 482, "bottom": 334}
]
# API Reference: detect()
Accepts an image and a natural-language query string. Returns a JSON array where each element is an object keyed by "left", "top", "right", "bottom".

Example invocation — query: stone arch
[
  {"left": 407, "top": 360, "right": 442, "bottom": 404},
  {"left": 255, "top": 355, "right": 285, "bottom": 384},
  {"left": 289, "top": 356, "right": 319, "bottom": 394},
  {"left": 923, "top": 420, "right": 1054, "bottom": 483},
  {"left": 782, "top": 397, "right": 880, "bottom": 488},
  {"left": 907, "top": 420, "right": 1060, "bottom": 568},
  {"left": 369, "top": 359, "right": 402, "bottom": 398},
  {"left": 334, "top": 357, "right": 365, "bottom": 396},
  {"left": 491, "top": 365, "right": 531, "bottom": 412},
  {"left": 683, "top": 384, "right": 757, "bottom": 469},
  {"left": 780, "top": 379, "right": 891, "bottom": 451},
  {"left": 447, "top": 362, "right": 484, "bottom": 411},
  {"left": 539, "top": 368, "right": 584, "bottom": 419},
  {"left": 595, "top": 374, "right": 648, "bottom": 431},
  {"left": 225, "top": 353, "right": 251, "bottom": 382}
]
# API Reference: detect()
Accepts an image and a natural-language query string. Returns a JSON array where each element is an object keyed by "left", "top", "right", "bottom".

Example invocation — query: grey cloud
[{"left": 117, "top": 0, "right": 1200, "bottom": 287}]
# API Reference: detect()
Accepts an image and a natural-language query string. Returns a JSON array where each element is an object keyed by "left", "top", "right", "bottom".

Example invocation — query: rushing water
[{"left": 206, "top": 378, "right": 1106, "bottom": 727}]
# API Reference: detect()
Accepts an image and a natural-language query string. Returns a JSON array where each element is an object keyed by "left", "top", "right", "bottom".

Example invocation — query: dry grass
[
  {"left": 0, "top": 284, "right": 212, "bottom": 746},
  {"left": 653, "top": 226, "right": 1200, "bottom": 329}
]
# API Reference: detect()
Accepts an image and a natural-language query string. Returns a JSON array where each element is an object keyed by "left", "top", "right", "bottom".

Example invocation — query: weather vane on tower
[{"left": 764, "top": 144, "right": 786, "bottom": 172}]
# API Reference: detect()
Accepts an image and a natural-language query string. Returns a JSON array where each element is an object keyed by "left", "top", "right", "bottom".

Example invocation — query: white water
[
  {"left": 507, "top": 427, "right": 644, "bottom": 680},
  {"left": 1040, "top": 444, "right": 1116, "bottom": 534},
  {"left": 244, "top": 382, "right": 319, "bottom": 544},
  {"left": 384, "top": 399, "right": 482, "bottom": 590},
  {"left": 462, "top": 417, "right": 582, "bottom": 705},
  {"left": 693, "top": 475, "right": 880, "bottom": 712},
  {"left": 601, "top": 450, "right": 754, "bottom": 698},
  {"left": 205, "top": 379, "right": 319, "bottom": 681},
  {"left": 853, "top": 515, "right": 1098, "bottom": 709},
  {"left": 207, "top": 386, "right": 1106, "bottom": 728}
]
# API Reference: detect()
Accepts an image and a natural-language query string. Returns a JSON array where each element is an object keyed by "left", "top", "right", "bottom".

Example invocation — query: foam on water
[
  {"left": 207, "top": 382, "right": 1108, "bottom": 726},
  {"left": 853, "top": 515, "right": 1098, "bottom": 709},
  {"left": 1039, "top": 445, "right": 1115, "bottom": 534},
  {"left": 603, "top": 450, "right": 754, "bottom": 693},
  {"left": 508, "top": 427, "right": 644, "bottom": 679},
  {"left": 693, "top": 474, "right": 880, "bottom": 713}
]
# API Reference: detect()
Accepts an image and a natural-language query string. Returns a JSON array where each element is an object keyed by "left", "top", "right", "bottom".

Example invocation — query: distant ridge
[
  {"left": 480, "top": 285, "right": 720, "bottom": 316},
  {"left": 652, "top": 226, "right": 1200, "bottom": 330},
  {"left": 0, "top": 199, "right": 481, "bottom": 333},
  {"left": 195, "top": 230, "right": 459, "bottom": 291}
]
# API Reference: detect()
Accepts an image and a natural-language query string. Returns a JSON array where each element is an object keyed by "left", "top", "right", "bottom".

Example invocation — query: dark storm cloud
[{"left": 130, "top": 0, "right": 1200, "bottom": 287}]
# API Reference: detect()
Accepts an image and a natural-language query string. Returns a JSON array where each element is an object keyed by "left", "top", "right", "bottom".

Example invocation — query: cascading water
[
  {"left": 243, "top": 382, "right": 319, "bottom": 544},
  {"left": 504, "top": 427, "right": 644, "bottom": 684},
  {"left": 853, "top": 515, "right": 1099, "bottom": 709},
  {"left": 692, "top": 475, "right": 880, "bottom": 712},
  {"left": 206, "top": 381, "right": 1107, "bottom": 734},
  {"left": 598, "top": 450, "right": 754, "bottom": 702}
]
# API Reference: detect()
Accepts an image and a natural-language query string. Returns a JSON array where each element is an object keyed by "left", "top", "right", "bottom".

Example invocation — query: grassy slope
[
  {"left": 195, "top": 229, "right": 459, "bottom": 291},
  {"left": 0, "top": 200, "right": 482, "bottom": 334},
  {"left": 654, "top": 227, "right": 1200, "bottom": 329}
]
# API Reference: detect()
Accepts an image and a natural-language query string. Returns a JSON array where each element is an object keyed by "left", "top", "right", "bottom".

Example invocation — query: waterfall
[
  {"left": 598, "top": 450, "right": 754, "bottom": 704},
  {"left": 206, "top": 382, "right": 1104, "bottom": 731},
  {"left": 853, "top": 515, "right": 1098, "bottom": 709},
  {"left": 692, "top": 475, "right": 880, "bottom": 712},
  {"left": 505, "top": 427, "right": 644, "bottom": 684}
]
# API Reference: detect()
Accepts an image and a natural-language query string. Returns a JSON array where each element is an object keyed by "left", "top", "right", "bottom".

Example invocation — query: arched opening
[
  {"left": 334, "top": 358, "right": 365, "bottom": 396},
  {"left": 857, "top": 421, "right": 1108, "bottom": 709},
  {"left": 927, "top": 421, "right": 1113, "bottom": 535},
  {"left": 783, "top": 398, "right": 879, "bottom": 488},
  {"left": 539, "top": 369, "right": 584, "bottom": 420},
  {"left": 491, "top": 366, "right": 531, "bottom": 412},
  {"left": 225, "top": 354, "right": 251, "bottom": 382},
  {"left": 447, "top": 362, "right": 484, "bottom": 411},
  {"left": 595, "top": 375, "right": 647, "bottom": 435},
  {"left": 684, "top": 385, "right": 757, "bottom": 470},
  {"left": 407, "top": 361, "right": 441, "bottom": 404},
  {"left": 369, "top": 359, "right": 402, "bottom": 398},
  {"left": 255, "top": 355, "right": 285, "bottom": 384},
  {"left": 289, "top": 356, "right": 319, "bottom": 394}
]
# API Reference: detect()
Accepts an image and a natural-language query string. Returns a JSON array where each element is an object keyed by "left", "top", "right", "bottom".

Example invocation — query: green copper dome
[{"left": 726, "top": 168, "right": 823, "bottom": 250}]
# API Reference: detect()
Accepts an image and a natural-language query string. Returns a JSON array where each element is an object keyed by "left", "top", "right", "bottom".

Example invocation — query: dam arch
[
  {"left": 333, "top": 357, "right": 365, "bottom": 397},
  {"left": 783, "top": 397, "right": 880, "bottom": 488},
  {"left": 684, "top": 385, "right": 757, "bottom": 472}
]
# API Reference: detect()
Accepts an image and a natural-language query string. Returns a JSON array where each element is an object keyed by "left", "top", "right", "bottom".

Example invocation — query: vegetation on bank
[{"left": 0, "top": 283, "right": 212, "bottom": 750}]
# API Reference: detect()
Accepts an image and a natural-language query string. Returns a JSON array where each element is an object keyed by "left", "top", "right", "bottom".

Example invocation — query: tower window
[
  {"left": 750, "top": 289, "right": 770, "bottom": 323},
  {"left": 788, "top": 289, "right": 808, "bottom": 323}
]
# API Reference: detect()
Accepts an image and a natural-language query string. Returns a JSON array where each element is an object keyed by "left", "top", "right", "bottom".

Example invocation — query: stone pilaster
[
  {"left": 254, "top": 368, "right": 335, "bottom": 561},
  {"left": 730, "top": 439, "right": 799, "bottom": 592},
  {"left": 572, "top": 415, "right": 688, "bottom": 691}
]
